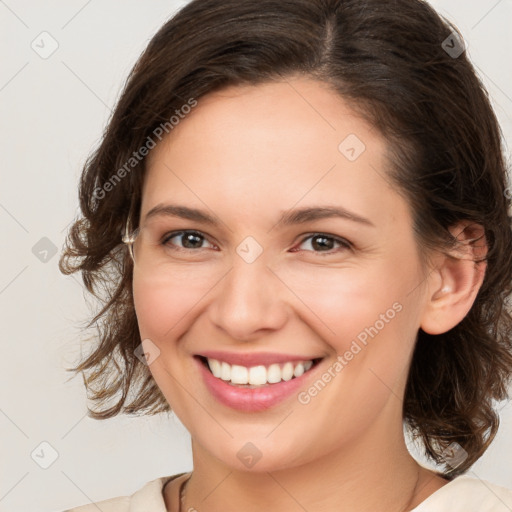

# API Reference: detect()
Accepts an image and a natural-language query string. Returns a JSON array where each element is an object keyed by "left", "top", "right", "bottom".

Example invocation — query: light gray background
[{"left": 1, "top": 1, "right": 511, "bottom": 511}]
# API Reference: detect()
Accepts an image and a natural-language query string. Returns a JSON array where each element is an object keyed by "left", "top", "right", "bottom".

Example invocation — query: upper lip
[{"left": 196, "top": 350, "right": 323, "bottom": 367}]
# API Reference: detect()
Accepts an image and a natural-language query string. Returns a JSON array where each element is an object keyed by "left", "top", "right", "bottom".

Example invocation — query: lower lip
[{"left": 194, "top": 356, "right": 322, "bottom": 412}]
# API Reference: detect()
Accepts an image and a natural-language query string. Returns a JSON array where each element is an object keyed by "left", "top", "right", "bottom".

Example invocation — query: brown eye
[
  {"left": 162, "top": 231, "right": 215, "bottom": 250},
  {"left": 293, "top": 233, "right": 352, "bottom": 254}
]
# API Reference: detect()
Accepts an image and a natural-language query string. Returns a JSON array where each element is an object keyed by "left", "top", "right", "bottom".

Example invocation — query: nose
[{"left": 207, "top": 254, "right": 290, "bottom": 342}]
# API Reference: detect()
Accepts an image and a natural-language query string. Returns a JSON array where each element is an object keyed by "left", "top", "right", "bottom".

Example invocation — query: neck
[{"left": 180, "top": 414, "right": 447, "bottom": 512}]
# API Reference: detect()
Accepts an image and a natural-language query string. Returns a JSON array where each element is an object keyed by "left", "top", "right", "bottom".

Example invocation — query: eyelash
[{"left": 160, "top": 230, "right": 352, "bottom": 255}]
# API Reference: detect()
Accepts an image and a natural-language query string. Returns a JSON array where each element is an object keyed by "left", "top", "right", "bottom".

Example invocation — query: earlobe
[{"left": 420, "top": 221, "right": 487, "bottom": 335}]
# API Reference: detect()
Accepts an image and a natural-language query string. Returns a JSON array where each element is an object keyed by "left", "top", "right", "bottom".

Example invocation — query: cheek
[
  {"left": 132, "top": 272, "right": 211, "bottom": 339},
  {"left": 284, "top": 264, "right": 405, "bottom": 346},
  {"left": 132, "top": 273, "right": 207, "bottom": 412},
  {"left": 285, "top": 254, "right": 422, "bottom": 368}
]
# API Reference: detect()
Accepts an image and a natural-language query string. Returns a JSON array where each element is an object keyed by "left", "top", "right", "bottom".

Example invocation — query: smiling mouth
[{"left": 196, "top": 355, "right": 324, "bottom": 388}]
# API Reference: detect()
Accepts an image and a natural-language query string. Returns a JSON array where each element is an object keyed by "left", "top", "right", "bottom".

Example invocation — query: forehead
[
  {"left": 148, "top": 78, "right": 378, "bottom": 163},
  {"left": 141, "top": 78, "right": 409, "bottom": 231}
]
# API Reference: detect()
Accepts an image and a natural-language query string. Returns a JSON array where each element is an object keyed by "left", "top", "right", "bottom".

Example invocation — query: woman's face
[{"left": 133, "top": 77, "right": 431, "bottom": 472}]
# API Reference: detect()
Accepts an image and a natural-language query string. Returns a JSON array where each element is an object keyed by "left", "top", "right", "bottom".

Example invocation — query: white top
[{"left": 64, "top": 473, "right": 512, "bottom": 512}]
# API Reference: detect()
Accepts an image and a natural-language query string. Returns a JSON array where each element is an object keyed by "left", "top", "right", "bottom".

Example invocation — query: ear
[{"left": 420, "top": 221, "right": 487, "bottom": 335}]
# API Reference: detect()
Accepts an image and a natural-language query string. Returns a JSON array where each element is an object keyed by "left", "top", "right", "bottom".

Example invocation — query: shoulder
[
  {"left": 413, "top": 475, "right": 512, "bottom": 512},
  {"left": 64, "top": 494, "right": 130, "bottom": 512},
  {"left": 63, "top": 473, "right": 186, "bottom": 512}
]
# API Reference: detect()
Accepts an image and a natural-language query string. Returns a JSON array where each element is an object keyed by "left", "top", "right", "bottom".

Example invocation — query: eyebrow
[{"left": 144, "top": 204, "right": 375, "bottom": 228}]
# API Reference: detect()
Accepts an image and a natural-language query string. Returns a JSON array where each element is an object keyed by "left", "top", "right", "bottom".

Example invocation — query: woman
[{"left": 60, "top": 0, "right": 512, "bottom": 510}]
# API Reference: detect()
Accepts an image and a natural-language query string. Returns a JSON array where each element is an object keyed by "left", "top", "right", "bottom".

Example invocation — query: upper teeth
[{"left": 206, "top": 358, "right": 314, "bottom": 386}]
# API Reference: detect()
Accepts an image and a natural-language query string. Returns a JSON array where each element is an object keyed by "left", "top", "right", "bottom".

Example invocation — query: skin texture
[{"left": 132, "top": 77, "right": 486, "bottom": 511}]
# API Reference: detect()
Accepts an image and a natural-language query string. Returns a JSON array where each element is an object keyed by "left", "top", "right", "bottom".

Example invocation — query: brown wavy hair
[{"left": 59, "top": 0, "right": 512, "bottom": 478}]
